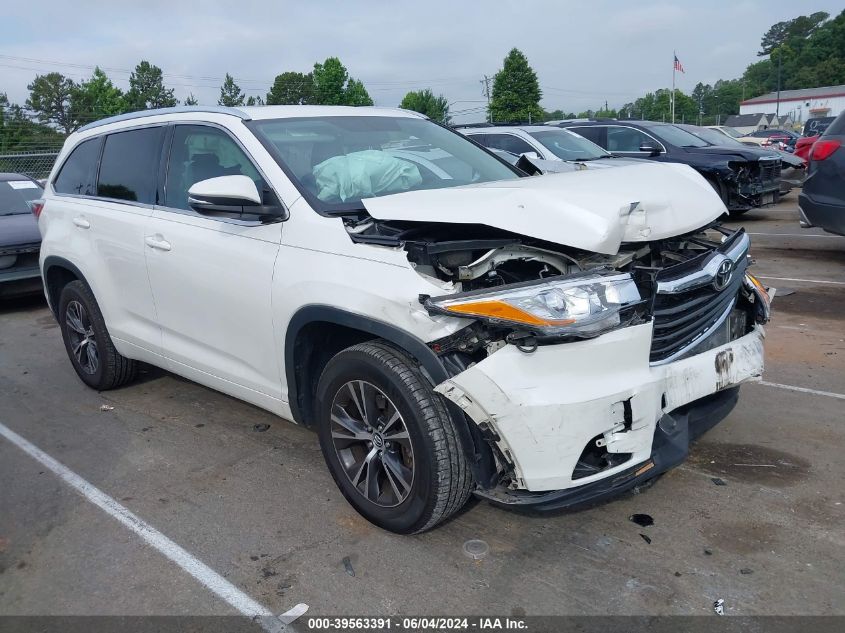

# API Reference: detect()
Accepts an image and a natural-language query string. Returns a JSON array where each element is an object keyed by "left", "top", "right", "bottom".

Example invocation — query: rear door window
[
  {"left": 567, "top": 126, "right": 605, "bottom": 147},
  {"left": 54, "top": 137, "right": 101, "bottom": 196},
  {"left": 97, "top": 127, "right": 164, "bottom": 204}
]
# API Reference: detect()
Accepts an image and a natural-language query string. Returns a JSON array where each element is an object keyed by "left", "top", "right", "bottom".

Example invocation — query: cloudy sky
[{"left": 1, "top": 0, "right": 842, "bottom": 122}]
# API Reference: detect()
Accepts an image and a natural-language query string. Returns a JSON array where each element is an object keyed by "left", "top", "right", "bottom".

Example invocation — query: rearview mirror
[
  {"left": 188, "top": 175, "right": 286, "bottom": 222},
  {"left": 639, "top": 142, "right": 661, "bottom": 156}
]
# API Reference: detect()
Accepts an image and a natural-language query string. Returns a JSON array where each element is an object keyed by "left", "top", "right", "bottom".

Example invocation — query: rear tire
[
  {"left": 316, "top": 341, "right": 473, "bottom": 534},
  {"left": 58, "top": 280, "right": 138, "bottom": 390}
]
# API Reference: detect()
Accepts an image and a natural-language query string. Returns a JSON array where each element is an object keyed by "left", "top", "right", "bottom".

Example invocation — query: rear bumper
[
  {"left": 0, "top": 266, "right": 43, "bottom": 297},
  {"left": 799, "top": 191, "right": 845, "bottom": 236}
]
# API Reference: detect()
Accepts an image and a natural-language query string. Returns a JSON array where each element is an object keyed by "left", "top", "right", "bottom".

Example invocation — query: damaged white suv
[{"left": 37, "top": 106, "right": 770, "bottom": 533}]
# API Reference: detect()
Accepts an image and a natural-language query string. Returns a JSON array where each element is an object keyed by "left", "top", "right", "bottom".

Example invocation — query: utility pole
[
  {"left": 775, "top": 51, "right": 782, "bottom": 120},
  {"left": 481, "top": 75, "right": 492, "bottom": 123}
]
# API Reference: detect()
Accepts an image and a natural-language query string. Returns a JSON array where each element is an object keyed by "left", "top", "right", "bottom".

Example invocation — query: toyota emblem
[{"left": 713, "top": 258, "right": 734, "bottom": 291}]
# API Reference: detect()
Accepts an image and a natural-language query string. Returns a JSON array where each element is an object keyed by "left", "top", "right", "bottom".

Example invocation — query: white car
[
  {"left": 35, "top": 106, "right": 769, "bottom": 533},
  {"left": 457, "top": 125, "right": 644, "bottom": 172}
]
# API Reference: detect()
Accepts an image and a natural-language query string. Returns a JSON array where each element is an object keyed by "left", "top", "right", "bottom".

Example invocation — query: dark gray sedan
[
  {"left": 0, "top": 173, "right": 43, "bottom": 297},
  {"left": 799, "top": 111, "right": 845, "bottom": 236}
]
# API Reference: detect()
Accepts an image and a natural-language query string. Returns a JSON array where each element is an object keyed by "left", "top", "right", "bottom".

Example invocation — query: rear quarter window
[{"left": 54, "top": 137, "right": 102, "bottom": 196}]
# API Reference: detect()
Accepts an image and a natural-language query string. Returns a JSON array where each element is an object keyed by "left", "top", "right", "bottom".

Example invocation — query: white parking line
[
  {"left": 756, "top": 276, "right": 845, "bottom": 286},
  {"left": 0, "top": 421, "right": 301, "bottom": 632},
  {"left": 757, "top": 381, "right": 845, "bottom": 401}
]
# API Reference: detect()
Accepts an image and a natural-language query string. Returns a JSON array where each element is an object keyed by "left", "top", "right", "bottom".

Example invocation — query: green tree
[
  {"left": 759, "top": 11, "right": 829, "bottom": 55},
  {"left": 70, "top": 67, "right": 125, "bottom": 126},
  {"left": 245, "top": 95, "right": 265, "bottom": 106},
  {"left": 26, "top": 72, "right": 76, "bottom": 133},
  {"left": 218, "top": 73, "right": 245, "bottom": 107},
  {"left": 1, "top": 92, "right": 65, "bottom": 154},
  {"left": 311, "top": 58, "right": 374, "bottom": 106},
  {"left": 489, "top": 48, "right": 543, "bottom": 123},
  {"left": 399, "top": 89, "right": 449, "bottom": 123},
  {"left": 125, "top": 61, "right": 178, "bottom": 111},
  {"left": 312, "top": 57, "right": 350, "bottom": 105},
  {"left": 344, "top": 78, "right": 373, "bottom": 106},
  {"left": 266, "top": 71, "right": 314, "bottom": 105},
  {"left": 184, "top": 93, "right": 198, "bottom": 106}
]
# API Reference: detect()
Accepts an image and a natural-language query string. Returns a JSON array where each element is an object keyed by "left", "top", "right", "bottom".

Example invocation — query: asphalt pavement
[{"left": 1, "top": 197, "right": 843, "bottom": 619}]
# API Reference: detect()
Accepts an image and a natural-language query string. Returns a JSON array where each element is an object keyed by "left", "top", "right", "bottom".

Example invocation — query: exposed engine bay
[{"left": 346, "top": 216, "right": 769, "bottom": 364}]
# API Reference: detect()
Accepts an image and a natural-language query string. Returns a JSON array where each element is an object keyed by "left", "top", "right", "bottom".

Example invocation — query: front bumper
[{"left": 436, "top": 322, "right": 764, "bottom": 493}]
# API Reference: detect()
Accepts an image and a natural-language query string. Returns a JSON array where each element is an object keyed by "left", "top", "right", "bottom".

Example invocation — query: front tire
[
  {"left": 58, "top": 280, "right": 138, "bottom": 390},
  {"left": 316, "top": 341, "right": 473, "bottom": 534}
]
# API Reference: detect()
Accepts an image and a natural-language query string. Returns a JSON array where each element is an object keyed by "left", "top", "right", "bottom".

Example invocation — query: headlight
[
  {"left": 744, "top": 273, "right": 772, "bottom": 323},
  {"left": 425, "top": 273, "right": 642, "bottom": 338}
]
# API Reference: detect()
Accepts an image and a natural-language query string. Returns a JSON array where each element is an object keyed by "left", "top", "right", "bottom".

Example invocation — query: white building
[{"left": 739, "top": 85, "right": 845, "bottom": 126}]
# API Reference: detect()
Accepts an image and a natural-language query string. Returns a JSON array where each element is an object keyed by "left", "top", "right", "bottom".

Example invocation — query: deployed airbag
[{"left": 314, "top": 150, "right": 422, "bottom": 202}]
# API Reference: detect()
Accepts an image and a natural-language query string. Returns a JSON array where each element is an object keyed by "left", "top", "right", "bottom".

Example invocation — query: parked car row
[
  {"left": 799, "top": 110, "right": 845, "bottom": 236},
  {"left": 462, "top": 120, "right": 783, "bottom": 214},
  {"left": 0, "top": 173, "right": 44, "bottom": 298},
  {"left": 31, "top": 105, "right": 772, "bottom": 533}
]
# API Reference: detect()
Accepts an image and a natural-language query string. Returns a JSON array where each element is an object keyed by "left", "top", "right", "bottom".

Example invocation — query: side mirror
[
  {"left": 519, "top": 151, "right": 541, "bottom": 160},
  {"left": 188, "top": 175, "right": 285, "bottom": 222},
  {"left": 639, "top": 142, "right": 661, "bottom": 157}
]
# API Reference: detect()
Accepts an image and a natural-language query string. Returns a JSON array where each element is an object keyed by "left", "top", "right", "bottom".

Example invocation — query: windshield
[
  {"left": 248, "top": 116, "right": 520, "bottom": 213},
  {"left": 719, "top": 126, "right": 743, "bottom": 138},
  {"left": 527, "top": 129, "right": 610, "bottom": 160},
  {"left": 648, "top": 124, "right": 711, "bottom": 148},
  {"left": 0, "top": 179, "right": 42, "bottom": 216}
]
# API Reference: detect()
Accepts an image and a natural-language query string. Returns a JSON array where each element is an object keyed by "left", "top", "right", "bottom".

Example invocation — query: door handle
[
  {"left": 145, "top": 236, "right": 172, "bottom": 251},
  {"left": 72, "top": 217, "right": 90, "bottom": 229}
]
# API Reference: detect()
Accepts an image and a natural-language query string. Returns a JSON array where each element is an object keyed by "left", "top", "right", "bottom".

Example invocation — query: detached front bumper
[{"left": 435, "top": 322, "right": 765, "bottom": 501}]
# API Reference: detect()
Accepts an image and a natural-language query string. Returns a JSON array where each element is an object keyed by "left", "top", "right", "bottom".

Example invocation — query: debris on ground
[
  {"left": 195, "top": 423, "right": 205, "bottom": 428},
  {"left": 463, "top": 539, "right": 490, "bottom": 560},
  {"left": 99, "top": 404, "right": 114, "bottom": 412},
  {"left": 639, "top": 533, "right": 652, "bottom": 545},
  {"left": 278, "top": 603, "right": 309, "bottom": 625},
  {"left": 714, "top": 598, "right": 725, "bottom": 615},
  {"left": 342, "top": 556, "right": 355, "bottom": 577},
  {"left": 629, "top": 513, "right": 654, "bottom": 527},
  {"left": 253, "top": 423, "right": 270, "bottom": 432},
  {"left": 712, "top": 478, "right": 727, "bottom": 486},
  {"left": 704, "top": 549, "right": 713, "bottom": 556},
  {"left": 740, "top": 568, "right": 754, "bottom": 575},
  {"left": 777, "top": 288, "right": 796, "bottom": 297}
]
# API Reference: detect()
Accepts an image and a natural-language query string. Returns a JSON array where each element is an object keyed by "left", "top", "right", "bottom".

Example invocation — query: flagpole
[{"left": 671, "top": 50, "right": 676, "bottom": 124}]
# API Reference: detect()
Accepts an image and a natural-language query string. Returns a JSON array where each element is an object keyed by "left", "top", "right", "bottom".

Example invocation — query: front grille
[
  {"left": 760, "top": 159, "right": 781, "bottom": 184},
  {"left": 649, "top": 232, "right": 749, "bottom": 364}
]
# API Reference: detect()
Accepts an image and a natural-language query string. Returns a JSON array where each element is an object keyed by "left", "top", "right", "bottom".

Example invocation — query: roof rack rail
[{"left": 76, "top": 105, "right": 251, "bottom": 133}]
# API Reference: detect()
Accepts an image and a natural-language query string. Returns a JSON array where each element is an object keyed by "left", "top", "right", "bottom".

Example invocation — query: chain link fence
[{"left": 0, "top": 150, "right": 61, "bottom": 181}]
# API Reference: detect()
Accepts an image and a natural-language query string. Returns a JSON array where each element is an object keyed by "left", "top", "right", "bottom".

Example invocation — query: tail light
[
  {"left": 810, "top": 139, "right": 841, "bottom": 162},
  {"left": 30, "top": 199, "right": 45, "bottom": 219}
]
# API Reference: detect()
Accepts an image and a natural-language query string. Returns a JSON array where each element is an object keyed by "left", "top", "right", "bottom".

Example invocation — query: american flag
[{"left": 674, "top": 55, "right": 685, "bottom": 73}]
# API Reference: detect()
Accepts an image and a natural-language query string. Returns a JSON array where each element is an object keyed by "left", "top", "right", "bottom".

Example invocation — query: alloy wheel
[
  {"left": 330, "top": 380, "right": 415, "bottom": 507},
  {"left": 65, "top": 300, "right": 99, "bottom": 375}
]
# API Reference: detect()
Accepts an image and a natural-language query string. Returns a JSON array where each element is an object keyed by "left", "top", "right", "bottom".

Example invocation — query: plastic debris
[
  {"left": 99, "top": 404, "right": 114, "bottom": 412},
  {"left": 253, "top": 423, "right": 270, "bottom": 432},
  {"left": 714, "top": 598, "right": 725, "bottom": 615},
  {"left": 712, "top": 478, "right": 727, "bottom": 486},
  {"left": 639, "top": 533, "right": 652, "bottom": 545},
  {"left": 704, "top": 549, "right": 713, "bottom": 556},
  {"left": 278, "top": 603, "right": 309, "bottom": 625},
  {"left": 629, "top": 513, "right": 654, "bottom": 527},
  {"left": 463, "top": 539, "right": 490, "bottom": 560},
  {"left": 342, "top": 556, "right": 355, "bottom": 577},
  {"left": 740, "top": 568, "right": 754, "bottom": 575}
]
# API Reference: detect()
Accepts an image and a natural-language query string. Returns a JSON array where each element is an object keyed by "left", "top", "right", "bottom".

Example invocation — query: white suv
[{"left": 36, "top": 106, "right": 770, "bottom": 533}]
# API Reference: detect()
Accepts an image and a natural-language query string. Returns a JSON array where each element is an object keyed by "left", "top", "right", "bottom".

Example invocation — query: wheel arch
[
  {"left": 284, "top": 305, "right": 496, "bottom": 487},
  {"left": 42, "top": 256, "right": 87, "bottom": 318}
]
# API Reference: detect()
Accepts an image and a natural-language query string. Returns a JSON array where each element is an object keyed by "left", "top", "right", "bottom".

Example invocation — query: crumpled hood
[
  {"left": 362, "top": 162, "right": 725, "bottom": 255},
  {"left": 0, "top": 213, "right": 41, "bottom": 249}
]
